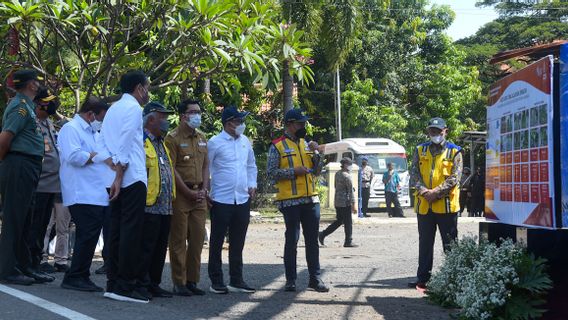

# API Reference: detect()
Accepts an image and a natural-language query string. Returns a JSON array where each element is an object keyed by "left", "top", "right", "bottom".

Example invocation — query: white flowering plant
[{"left": 427, "top": 236, "right": 552, "bottom": 320}]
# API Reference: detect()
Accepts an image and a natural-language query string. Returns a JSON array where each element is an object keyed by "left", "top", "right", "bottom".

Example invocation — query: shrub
[{"left": 427, "top": 236, "right": 552, "bottom": 320}]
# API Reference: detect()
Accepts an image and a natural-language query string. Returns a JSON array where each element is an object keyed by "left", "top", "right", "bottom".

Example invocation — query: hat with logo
[
  {"left": 143, "top": 101, "right": 175, "bottom": 117},
  {"left": 284, "top": 109, "right": 310, "bottom": 123},
  {"left": 13, "top": 69, "right": 44, "bottom": 85},
  {"left": 222, "top": 106, "right": 249, "bottom": 124},
  {"left": 34, "top": 87, "right": 57, "bottom": 104},
  {"left": 427, "top": 117, "right": 447, "bottom": 130}
]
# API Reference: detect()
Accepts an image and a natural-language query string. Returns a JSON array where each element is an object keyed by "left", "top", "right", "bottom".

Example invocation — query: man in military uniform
[
  {"left": 408, "top": 117, "right": 463, "bottom": 291},
  {"left": 165, "top": 99, "right": 209, "bottom": 296},
  {"left": 0, "top": 69, "right": 53, "bottom": 285}
]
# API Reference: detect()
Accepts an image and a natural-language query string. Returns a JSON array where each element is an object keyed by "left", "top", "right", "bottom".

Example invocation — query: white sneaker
[
  {"left": 227, "top": 283, "right": 256, "bottom": 293},
  {"left": 104, "top": 291, "right": 149, "bottom": 304}
]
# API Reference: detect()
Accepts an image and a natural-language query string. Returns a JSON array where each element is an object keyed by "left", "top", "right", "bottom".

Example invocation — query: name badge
[
  {"left": 198, "top": 142, "right": 207, "bottom": 147},
  {"left": 284, "top": 148, "right": 294, "bottom": 153},
  {"left": 180, "top": 143, "right": 188, "bottom": 147}
]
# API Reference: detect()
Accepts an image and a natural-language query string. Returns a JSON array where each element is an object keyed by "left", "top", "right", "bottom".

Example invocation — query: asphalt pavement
[{"left": 0, "top": 211, "right": 483, "bottom": 320}]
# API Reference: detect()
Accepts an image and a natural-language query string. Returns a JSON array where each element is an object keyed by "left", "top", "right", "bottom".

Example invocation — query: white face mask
[
  {"left": 91, "top": 120, "right": 102, "bottom": 132},
  {"left": 346, "top": 165, "right": 353, "bottom": 171},
  {"left": 187, "top": 114, "right": 201, "bottom": 129},
  {"left": 235, "top": 123, "right": 246, "bottom": 136},
  {"left": 430, "top": 135, "right": 444, "bottom": 144}
]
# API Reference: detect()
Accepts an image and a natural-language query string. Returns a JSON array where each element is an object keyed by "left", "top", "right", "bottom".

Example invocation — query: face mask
[
  {"left": 430, "top": 135, "right": 444, "bottom": 144},
  {"left": 187, "top": 114, "right": 201, "bottom": 129},
  {"left": 91, "top": 120, "right": 102, "bottom": 132},
  {"left": 295, "top": 127, "right": 307, "bottom": 139},
  {"left": 234, "top": 123, "right": 246, "bottom": 136},
  {"left": 159, "top": 119, "right": 169, "bottom": 133},
  {"left": 46, "top": 102, "right": 58, "bottom": 116},
  {"left": 346, "top": 165, "right": 353, "bottom": 171}
]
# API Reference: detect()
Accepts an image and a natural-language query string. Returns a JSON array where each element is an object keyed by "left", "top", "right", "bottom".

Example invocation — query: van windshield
[{"left": 362, "top": 154, "right": 407, "bottom": 174}]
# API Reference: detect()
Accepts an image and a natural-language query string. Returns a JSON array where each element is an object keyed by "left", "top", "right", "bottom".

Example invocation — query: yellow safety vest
[
  {"left": 273, "top": 136, "right": 318, "bottom": 201},
  {"left": 414, "top": 142, "right": 461, "bottom": 214},
  {"left": 145, "top": 137, "right": 176, "bottom": 206}
]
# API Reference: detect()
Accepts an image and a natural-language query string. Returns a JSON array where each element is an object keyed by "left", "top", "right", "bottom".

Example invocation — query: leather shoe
[
  {"left": 343, "top": 242, "right": 359, "bottom": 248},
  {"left": 186, "top": 282, "right": 206, "bottom": 296},
  {"left": 1, "top": 274, "right": 34, "bottom": 286},
  {"left": 284, "top": 281, "right": 296, "bottom": 292},
  {"left": 22, "top": 269, "right": 54, "bottom": 283},
  {"left": 308, "top": 279, "right": 330, "bottom": 293},
  {"left": 54, "top": 263, "right": 69, "bottom": 273},
  {"left": 173, "top": 284, "right": 193, "bottom": 296},
  {"left": 39, "top": 262, "right": 56, "bottom": 274},
  {"left": 149, "top": 286, "right": 173, "bottom": 298}
]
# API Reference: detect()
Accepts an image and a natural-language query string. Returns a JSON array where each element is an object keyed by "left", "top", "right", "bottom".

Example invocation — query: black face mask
[
  {"left": 46, "top": 102, "right": 58, "bottom": 116},
  {"left": 295, "top": 127, "right": 307, "bottom": 139}
]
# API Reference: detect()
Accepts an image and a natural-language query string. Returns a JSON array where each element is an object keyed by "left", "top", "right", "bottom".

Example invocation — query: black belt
[{"left": 185, "top": 182, "right": 203, "bottom": 190}]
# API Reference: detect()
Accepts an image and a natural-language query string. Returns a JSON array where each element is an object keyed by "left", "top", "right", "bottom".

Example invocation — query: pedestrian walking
[{"left": 319, "top": 157, "right": 358, "bottom": 247}]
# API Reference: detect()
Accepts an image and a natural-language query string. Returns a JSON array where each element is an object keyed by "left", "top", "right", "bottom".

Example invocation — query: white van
[{"left": 322, "top": 138, "right": 411, "bottom": 208}]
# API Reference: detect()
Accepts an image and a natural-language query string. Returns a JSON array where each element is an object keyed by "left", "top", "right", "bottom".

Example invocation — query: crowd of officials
[{"left": 0, "top": 68, "right": 473, "bottom": 303}]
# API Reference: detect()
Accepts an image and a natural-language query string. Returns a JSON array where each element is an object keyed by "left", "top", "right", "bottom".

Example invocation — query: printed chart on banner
[{"left": 485, "top": 56, "right": 555, "bottom": 228}]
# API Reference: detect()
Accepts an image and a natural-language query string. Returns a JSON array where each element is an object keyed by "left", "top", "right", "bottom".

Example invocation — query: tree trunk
[{"left": 282, "top": 59, "right": 294, "bottom": 113}]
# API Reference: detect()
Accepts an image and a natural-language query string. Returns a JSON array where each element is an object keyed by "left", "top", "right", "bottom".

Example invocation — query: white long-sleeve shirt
[
  {"left": 208, "top": 130, "right": 257, "bottom": 205},
  {"left": 101, "top": 93, "right": 147, "bottom": 188},
  {"left": 58, "top": 114, "right": 109, "bottom": 207}
]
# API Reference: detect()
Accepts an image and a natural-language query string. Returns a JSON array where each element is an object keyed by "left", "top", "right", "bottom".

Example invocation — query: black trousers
[
  {"left": 459, "top": 191, "right": 470, "bottom": 214},
  {"left": 416, "top": 211, "right": 458, "bottom": 283},
  {"left": 139, "top": 213, "right": 171, "bottom": 288},
  {"left": 101, "top": 205, "right": 111, "bottom": 262},
  {"left": 107, "top": 181, "right": 147, "bottom": 292},
  {"left": 28, "top": 192, "right": 56, "bottom": 268},
  {"left": 361, "top": 187, "right": 370, "bottom": 215},
  {"left": 385, "top": 191, "right": 403, "bottom": 217},
  {"left": 321, "top": 206, "right": 353, "bottom": 244},
  {"left": 0, "top": 153, "right": 41, "bottom": 279},
  {"left": 65, "top": 204, "right": 105, "bottom": 280},
  {"left": 208, "top": 200, "right": 250, "bottom": 286}
]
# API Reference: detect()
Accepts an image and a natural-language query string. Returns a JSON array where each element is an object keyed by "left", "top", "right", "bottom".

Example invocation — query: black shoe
[
  {"left": 1, "top": 274, "right": 34, "bottom": 286},
  {"left": 94, "top": 264, "right": 107, "bottom": 275},
  {"left": 135, "top": 287, "right": 153, "bottom": 300},
  {"left": 172, "top": 284, "right": 193, "bottom": 296},
  {"left": 84, "top": 278, "right": 104, "bottom": 292},
  {"left": 104, "top": 289, "right": 149, "bottom": 303},
  {"left": 228, "top": 282, "right": 255, "bottom": 293},
  {"left": 344, "top": 243, "right": 359, "bottom": 248},
  {"left": 284, "top": 281, "right": 296, "bottom": 292},
  {"left": 318, "top": 232, "right": 325, "bottom": 246},
  {"left": 149, "top": 286, "right": 173, "bottom": 298},
  {"left": 39, "top": 262, "right": 56, "bottom": 274},
  {"left": 186, "top": 282, "right": 206, "bottom": 296},
  {"left": 308, "top": 279, "right": 330, "bottom": 293},
  {"left": 61, "top": 278, "right": 103, "bottom": 292},
  {"left": 22, "top": 269, "right": 54, "bottom": 283},
  {"left": 54, "top": 263, "right": 69, "bottom": 273},
  {"left": 209, "top": 283, "right": 229, "bottom": 294}
]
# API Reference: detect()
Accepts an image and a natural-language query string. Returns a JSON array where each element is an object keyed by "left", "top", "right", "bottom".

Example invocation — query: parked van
[{"left": 322, "top": 138, "right": 410, "bottom": 208}]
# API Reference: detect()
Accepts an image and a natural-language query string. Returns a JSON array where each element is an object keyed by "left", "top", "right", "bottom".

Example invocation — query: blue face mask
[
  {"left": 159, "top": 119, "right": 169, "bottom": 133},
  {"left": 187, "top": 114, "right": 201, "bottom": 129}
]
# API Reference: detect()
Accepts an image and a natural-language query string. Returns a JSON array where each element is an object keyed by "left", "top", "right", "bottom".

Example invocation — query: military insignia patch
[{"left": 18, "top": 107, "right": 28, "bottom": 117}]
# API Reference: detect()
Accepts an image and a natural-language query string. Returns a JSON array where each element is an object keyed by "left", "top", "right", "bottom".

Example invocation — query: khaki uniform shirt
[{"left": 165, "top": 122, "right": 207, "bottom": 210}]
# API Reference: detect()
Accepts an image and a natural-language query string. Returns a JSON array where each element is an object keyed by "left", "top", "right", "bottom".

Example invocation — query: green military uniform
[
  {"left": 0, "top": 93, "right": 44, "bottom": 279},
  {"left": 165, "top": 122, "right": 208, "bottom": 286}
]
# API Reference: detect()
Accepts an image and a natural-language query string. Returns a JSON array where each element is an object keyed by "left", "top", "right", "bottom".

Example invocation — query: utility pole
[{"left": 336, "top": 67, "right": 342, "bottom": 141}]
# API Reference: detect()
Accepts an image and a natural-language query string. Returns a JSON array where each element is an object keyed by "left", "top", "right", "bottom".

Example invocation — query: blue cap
[
  {"left": 284, "top": 109, "right": 310, "bottom": 123},
  {"left": 427, "top": 117, "right": 447, "bottom": 129},
  {"left": 222, "top": 106, "right": 249, "bottom": 124},
  {"left": 143, "top": 101, "right": 175, "bottom": 116},
  {"left": 361, "top": 156, "right": 368, "bottom": 161}
]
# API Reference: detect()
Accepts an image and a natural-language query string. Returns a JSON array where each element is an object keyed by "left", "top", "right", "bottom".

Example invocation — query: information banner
[
  {"left": 486, "top": 56, "right": 555, "bottom": 228},
  {"left": 560, "top": 44, "right": 568, "bottom": 228}
]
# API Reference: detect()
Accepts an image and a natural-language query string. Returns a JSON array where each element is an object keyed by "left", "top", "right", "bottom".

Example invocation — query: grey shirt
[
  {"left": 335, "top": 170, "right": 354, "bottom": 208},
  {"left": 36, "top": 118, "right": 61, "bottom": 193}
]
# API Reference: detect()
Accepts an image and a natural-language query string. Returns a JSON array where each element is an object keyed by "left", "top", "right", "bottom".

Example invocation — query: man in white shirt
[
  {"left": 207, "top": 106, "right": 257, "bottom": 294},
  {"left": 101, "top": 70, "right": 150, "bottom": 303},
  {"left": 58, "top": 97, "right": 110, "bottom": 292}
]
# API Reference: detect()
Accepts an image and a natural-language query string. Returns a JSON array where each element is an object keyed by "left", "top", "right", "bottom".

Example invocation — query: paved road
[{"left": 0, "top": 214, "right": 482, "bottom": 320}]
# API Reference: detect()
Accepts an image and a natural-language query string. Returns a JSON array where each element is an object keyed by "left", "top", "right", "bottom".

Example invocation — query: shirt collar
[
  {"left": 220, "top": 129, "right": 239, "bottom": 141},
  {"left": 121, "top": 93, "right": 140, "bottom": 105},
  {"left": 74, "top": 114, "right": 92, "bottom": 132},
  {"left": 179, "top": 121, "right": 198, "bottom": 138},
  {"left": 144, "top": 130, "right": 161, "bottom": 142}
]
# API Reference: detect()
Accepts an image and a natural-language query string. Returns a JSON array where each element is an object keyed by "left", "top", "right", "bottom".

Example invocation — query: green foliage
[{"left": 428, "top": 237, "right": 552, "bottom": 320}]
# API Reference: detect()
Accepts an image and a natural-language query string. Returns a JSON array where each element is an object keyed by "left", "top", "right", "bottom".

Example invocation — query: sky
[{"left": 430, "top": 0, "right": 500, "bottom": 40}]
